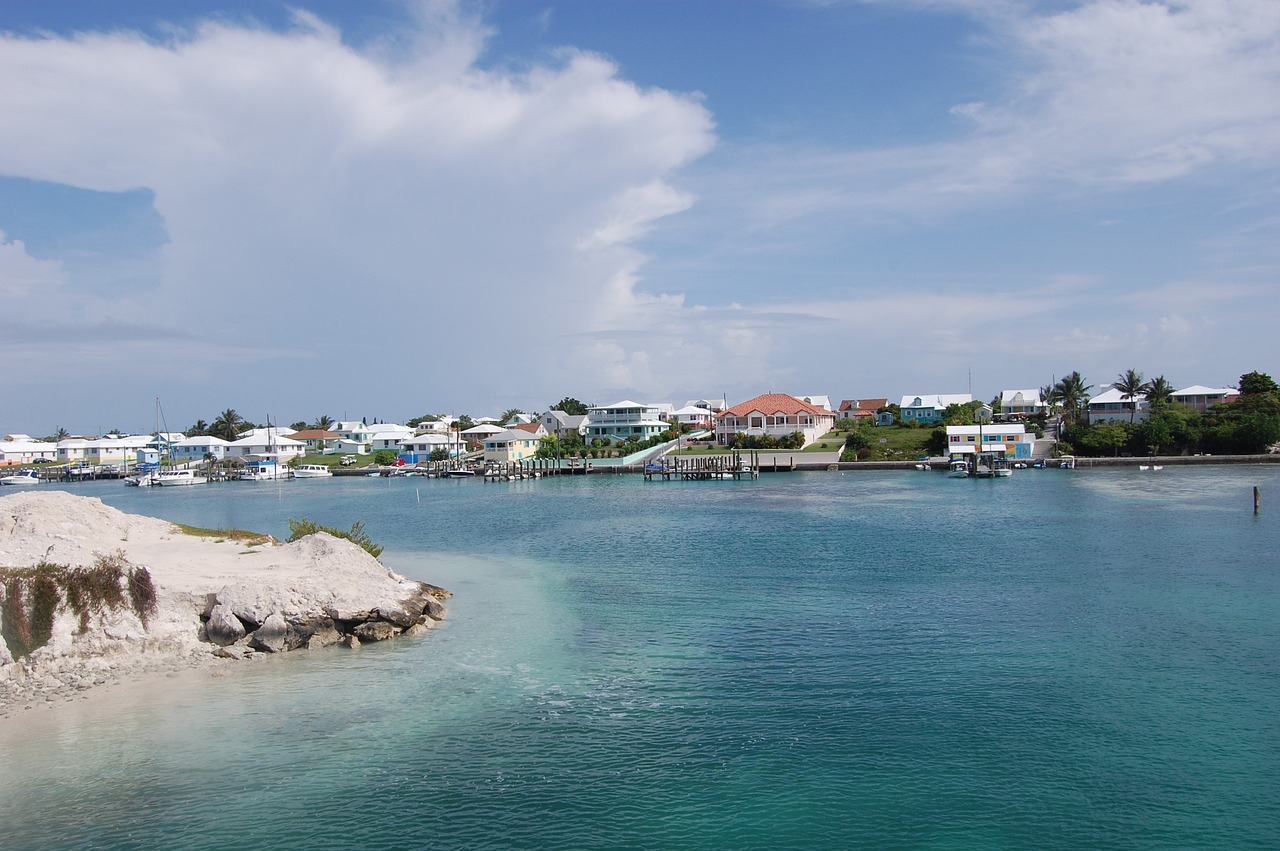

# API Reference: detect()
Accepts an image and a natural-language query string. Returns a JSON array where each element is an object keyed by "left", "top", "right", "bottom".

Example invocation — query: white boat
[
  {"left": 237, "top": 458, "right": 284, "bottom": 481},
  {"left": 992, "top": 457, "right": 1013, "bottom": 477},
  {"left": 1059, "top": 455, "right": 1076, "bottom": 469},
  {"left": 948, "top": 458, "right": 970, "bottom": 478},
  {"left": 291, "top": 464, "right": 333, "bottom": 479},
  {"left": 444, "top": 469, "right": 476, "bottom": 478},
  {"left": 1, "top": 470, "right": 43, "bottom": 486},
  {"left": 155, "top": 469, "right": 208, "bottom": 486},
  {"left": 125, "top": 471, "right": 160, "bottom": 487},
  {"left": 1139, "top": 464, "right": 1150, "bottom": 471},
  {"left": 1153, "top": 465, "right": 1163, "bottom": 471}
]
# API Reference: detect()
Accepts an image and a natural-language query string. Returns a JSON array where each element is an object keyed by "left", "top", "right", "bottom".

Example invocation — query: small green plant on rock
[{"left": 287, "top": 518, "right": 384, "bottom": 559}]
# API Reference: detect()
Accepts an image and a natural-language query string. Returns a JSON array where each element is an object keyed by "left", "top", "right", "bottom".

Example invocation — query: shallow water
[{"left": 2, "top": 467, "right": 1278, "bottom": 849}]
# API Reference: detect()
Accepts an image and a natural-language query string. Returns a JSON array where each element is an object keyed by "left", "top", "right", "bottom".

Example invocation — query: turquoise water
[{"left": 2, "top": 467, "right": 1278, "bottom": 849}]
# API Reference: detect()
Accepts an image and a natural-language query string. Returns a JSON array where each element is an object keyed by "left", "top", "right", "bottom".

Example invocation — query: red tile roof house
[
  {"left": 715, "top": 394, "right": 837, "bottom": 448},
  {"left": 837, "top": 398, "right": 889, "bottom": 422}
]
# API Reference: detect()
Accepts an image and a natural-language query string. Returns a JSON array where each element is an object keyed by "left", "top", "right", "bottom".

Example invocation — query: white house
[
  {"left": 669, "top": 405, "right": 716, "bottom": 429},
  {"left": 715, "top": 393, "right": 836, "bottom": 448},
  {"left": 999, "top": 389, "right": 1048, "bottom": 419},
  {"left": 0, "top": 439, "right": 57, "bottom": 465},
  {"left": 945, "top": 424, "right": 1035, "bottom": 460},
  {"left": 171, "top": 435, "right": 230, "bottom": 462},
  {"left": 585, "top": 401, "right": 670, "bottom": 443},
  {"left": 225, "top": 431, "right": 306, "bottom": 460},
  {"left": 369, "top": 426, "right": 414, "bottom": 453},
  {"left": 898, "top": 394, "right": 973, "bottom": 424},
  {"left": 1171, "top": 385, "right": 1238, "bottom": 411},
  {"left": 1088, "top": 385, "right": 1149, "bottom": 424},
  {"left": 399, "top": 433, "right": 465, "bottom": 463}
]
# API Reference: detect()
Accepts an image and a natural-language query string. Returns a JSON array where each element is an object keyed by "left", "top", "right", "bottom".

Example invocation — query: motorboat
[
  {"left": 1, "top": 470, "right": 43, "bottom": 486},
  {"left": 291, "top": 464, "right": 333, "bottom": 479},
  {"left": 444, "top": 469, "right": 476, "bottom": 478},
  {"left": 237, "top": 459, "right": 284, "bottom": 481},
  {"left": 155, "top": 469, "right": 208, "bottom": 486},
  {"left": 1058, "top": 455, "right": 1076, "bottom": 469},
  {"left": 948, "top": 458, "right": 970, "bottom": 478}
]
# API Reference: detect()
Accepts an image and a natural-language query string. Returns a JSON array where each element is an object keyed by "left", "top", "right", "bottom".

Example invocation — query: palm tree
[
  {"left": 313, "top": 414, "right": 336, "bottom": 432},
  {"left": 186, "top": 419, "right": 209, "bottom": 437},
  {"left": 1054, "top": 372, "right": 1093, "bottom": 425},
  {"left": 1144, "top": 375, "right": 1174, "bottom": 412},
  {"left": 1039, "top": 384, "right": 1061, "bottom": 419},
  {"left": 501, "top": 408, "right": 524, "bottom": 425},
  {"left": 210, "top": 408, "right": 245, "bottom": 442},
  {"left": 1114, "top": 369, "right": 1150, "bottom": 423}
]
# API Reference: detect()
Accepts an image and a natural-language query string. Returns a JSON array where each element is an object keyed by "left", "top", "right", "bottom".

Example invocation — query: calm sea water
[{"left": 2, "top": 467, "right": 1278, "bottom": 849}]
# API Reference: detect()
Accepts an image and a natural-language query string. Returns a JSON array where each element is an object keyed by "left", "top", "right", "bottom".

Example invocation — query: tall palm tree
[
  {"left": 1040, "top": 384, "right": 1061, "bottom": 419},
  {"left": 313, "top": 414, "right": 336, "bottom": 432},
  {"left": 210, "top": 408, "right": 245, "bottom": 442},
  {"left": 1114, "top": 369, "right": 1149, "bottom": 423},
  {"left": 1054, "top": 372, "right": 1092, "bottom": 425},
  {"left": 1144, "top": 375, "right": 1174, "bottom": 412},
  {"left": 187, "top": 419, "right": 209, "bottom": 437}
]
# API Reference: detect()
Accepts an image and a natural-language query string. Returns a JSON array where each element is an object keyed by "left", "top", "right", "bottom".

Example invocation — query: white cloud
[
  {"left": 0, "top": 231, "right": 67, "bottom": 298},
  {"left": 0, "top": 2, "right": 716, "bottom": 419}
]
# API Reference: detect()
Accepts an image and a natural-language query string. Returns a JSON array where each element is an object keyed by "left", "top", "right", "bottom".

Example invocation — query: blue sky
[{"left": 2, "top": 0, "right": 1277, "bottom": 435}]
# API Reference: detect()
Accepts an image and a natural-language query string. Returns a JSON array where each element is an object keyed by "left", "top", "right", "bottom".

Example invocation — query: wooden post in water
[{"left": 1255, "top": 486, "right": 1260, "bottom": 515}]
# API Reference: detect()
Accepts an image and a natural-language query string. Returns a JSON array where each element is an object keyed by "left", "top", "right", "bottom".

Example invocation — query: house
[
  {"left": 503, "top": 412, "right": 536, "bottom": 426},
  {"left": 56, "top": 434, "right": 152, "bottom": 467},
  {"left": 511, "top": 422, "right": 548, "bottom": 439},
  {"left": 584, "top": 401, "right": 670, "bottom": 443},
  {"left": 669, "top": 405, "right": 717, "bottom": 429},
  {"left": 540, "top": 410, "right": 589, "bottom": 439},
  {"left": 171, "top": 435, "right": 230, "bottom": 462},
  {"left": 683, "top": 399, "right": 727, "bottom": 414},
  {"left": 0, "top": 439, "right": 57, "bottom": 465},
  {"left": 288, "top": 429, "right": 344, "bottom": 455},
  {"left": 795, "top": 395, "right": 832, "bottom": 411},
  {"left": 898, "top": 394, "right": 973, "bottom": 424},
  {"left": 715, "top": 393, "right": 836, "bottom": 448},
  {"left": 999, "top": 389, "right": 1048, "bottom": 419},
  {"left": 398, "top": 432, "right": 465, "bottom": 464},
  {"left": 483, "top": 428, "right": 542, "bottom": 463},
  {"left": 945, "top": 424, "right": 1035, "bottom": 460},
  {"left": 837, "top": 398, "right": 888, "bottom": 423},
  {"left": 225, "top": 431, "right": 306, "bottom": 460},
  {"left": 1087, "top": 385, "right": 1149, "bottom": 424},
  {"left": 368, "top": 426, "right": 414, "bottom": 453},
  {"left": 461, "top": 423, "right": 506, "bottom": 446},
  {"left": 1171, "top": 385, "right": 1238, "bottom": 412}
]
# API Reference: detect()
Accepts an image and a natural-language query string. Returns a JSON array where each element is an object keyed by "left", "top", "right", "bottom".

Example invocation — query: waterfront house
[
  {"left": 171, "top": 435, "right": 230, "bottom": 462},
  {"left": 0, "top": 439, "right": 57, "bottom": 465},
  {"left": 1171, "top": 385, "right": 1238, "bottom": 411},
  {"left": 670, "top": 405, "right": 717, "bottom": 429},
  {"left": 585, "top": 401, "right": 670, "bottom": 443},
  {"left": 369, "top": 425, "right": 414, "bottom": 453},
  {"left": 898, "top": 394, "right": 973, "bottom": 424},
  {"left": 225, "top": 431, "right": 306, "bottom": 460},
  {"left": 1087, "top": 385, "right": 1149, "bottom": 424},
  {"left": 945, "top": 424, "right": 1035, "bottom": 460},
  {"left": 398, "top": 432, "right": 465, "bottom": 463},
  {"left": 715, "top": 393, "right": 836, "bottom": 448},
  {"left": 483, "top": 428, "right": 542, "bottom": 464}
]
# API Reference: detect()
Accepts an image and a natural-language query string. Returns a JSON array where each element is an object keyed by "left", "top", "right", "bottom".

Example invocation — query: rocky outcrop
[{"left": 0, "top": 491, "right": 451, "bottom": 715}]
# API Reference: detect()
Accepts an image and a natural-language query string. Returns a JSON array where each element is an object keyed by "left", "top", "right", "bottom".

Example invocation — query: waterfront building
[
  {"left": 483, "top": 428, "right": 541, "bottom": 463},
  {"left": 898, "top": 394, "right": 973, "bottom": 424},
  {"left": 585, "top": 401, "right": 670, "bottom": 443},
  {"left": 945, "top": 424, "right": 1035, "bottom": 460},
  {"left": 715, "top": 393, "right": 836, "bottom": 448},
  {"left": 1171, "top": 385, "right": 1238, "bottom": 412}
]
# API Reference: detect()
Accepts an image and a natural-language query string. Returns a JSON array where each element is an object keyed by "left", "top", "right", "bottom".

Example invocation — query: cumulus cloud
[{"left": 0, "top": 2, "right": 716, "bottom": 418}]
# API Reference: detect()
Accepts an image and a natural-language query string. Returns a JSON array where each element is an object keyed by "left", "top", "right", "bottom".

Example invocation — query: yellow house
[{"left": 483, "top": 428, "right": 541, "bottom": 463}]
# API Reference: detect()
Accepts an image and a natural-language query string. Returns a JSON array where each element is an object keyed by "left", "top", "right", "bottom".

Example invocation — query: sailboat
[{"left": 128, "top": 398, "right": 207, "bottom": 486}]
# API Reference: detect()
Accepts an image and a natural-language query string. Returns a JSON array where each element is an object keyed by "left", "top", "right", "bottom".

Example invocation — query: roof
[
  {"left": 899, "top": 394, "right": 972, "bottom": 409},
  {"left": 721, "top": 393, "right": 833, "bottom": 418},
  {"left": 1172, "top": 385, "right": 1236, "bottom": 396},
  {"left": 512, "top": 423, "right": 545, "bottom": 434},
  {"left": 1000, "top": 389, "right": 1043, "bottom": 405},
  {"left": 289, "top": 429, "right": 343, "bottom": 440},
  {"left": 484, "top": 429, "right": 541, "bottom": 445},
  {"left": 838, "top": 398, "right": 888, "bottom": 412}
]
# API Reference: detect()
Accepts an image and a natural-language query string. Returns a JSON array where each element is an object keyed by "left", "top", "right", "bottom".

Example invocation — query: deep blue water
[{"left": 2, "top": 467, "right": 1278, "bottom": 849}]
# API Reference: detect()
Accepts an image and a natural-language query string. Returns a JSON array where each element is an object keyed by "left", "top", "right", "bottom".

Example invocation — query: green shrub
[{"left": 287, "top": 518, "right": 384, "bottom": 558}]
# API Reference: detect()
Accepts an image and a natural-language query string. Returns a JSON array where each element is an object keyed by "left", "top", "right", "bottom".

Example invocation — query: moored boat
[
  {"left": 291, "top": 464, "right": 333, "bottom": 479},
  {"left": 155, "top": 469, "right": 208, "bottom": 486},
  {"left": 0, "top": 470, "right": 43, "bottom": 486}
]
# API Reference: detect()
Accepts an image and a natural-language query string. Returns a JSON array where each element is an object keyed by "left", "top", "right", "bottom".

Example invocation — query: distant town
[{"left": 3, "top": 371, "right": 1278, "bottom": 476}]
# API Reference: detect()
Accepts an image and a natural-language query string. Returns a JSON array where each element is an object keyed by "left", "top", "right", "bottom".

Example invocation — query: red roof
[
  {"left": 720, "top": 393, "right": 831, "bottom": 417},
  {"left": 513, "top": 423, "right": 543, "bottom": 434},
  {"left": 289, "top": 429, "right": 342, "bottom": 440}
]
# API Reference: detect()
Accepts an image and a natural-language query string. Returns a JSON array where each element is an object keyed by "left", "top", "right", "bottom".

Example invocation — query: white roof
[
  {"left": 462, "top": 423, "right": 505, "bottom": 436},
  {"left": 900, "top": 394, "right": 972, "bottom": 409},
  {"left": 1172, "top": 385, "right": 1235, "bottom": 396},
  {"left": 947, "top": 424, "right": 1027, "bottom": 436},
  {"left": 795, "top": 395, "right": 832, "bottom": 411},
  {"left": 1090, "top": 387, "right": 1145, "bottom": 404},
  {"left": 484, "top": 428, "right": 541, "bottom": 445},
  {"left": 174, "top": 435, "right": 231, "bottom": 447},
  {"left": 1000, "top": 389, "right": 1043, "bottom": 405}
]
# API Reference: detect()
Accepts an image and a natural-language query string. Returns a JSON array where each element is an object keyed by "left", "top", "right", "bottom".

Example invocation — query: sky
[{"left": 2, "top": 0, "right": 1278, "bottom": 436}]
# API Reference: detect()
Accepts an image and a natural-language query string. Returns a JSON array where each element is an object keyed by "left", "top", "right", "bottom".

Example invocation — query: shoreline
[{"left": 0, "top": 491, "right": 448, "bottom": 720}]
